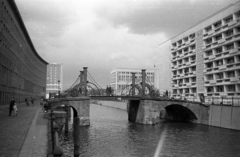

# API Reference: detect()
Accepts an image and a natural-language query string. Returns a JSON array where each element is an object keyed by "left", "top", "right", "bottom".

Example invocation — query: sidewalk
[{"left": 0, "top": 102, "right": 49, "bottom": 157}]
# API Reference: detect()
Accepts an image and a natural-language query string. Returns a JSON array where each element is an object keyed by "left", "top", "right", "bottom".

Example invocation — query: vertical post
[
  {"left": 131, "top": 73, "right": 135, "bottom": 96},
  {"left": 74, "top": 117, "right": 80, "bottom": 157},
  {"left": 65, "top": 105, "right": 69, "bottom": 135},
  {"left": 19, "top": 85, "right": 20, "bottom": 105},
  {"left": 141, "top": 69, "right": 146, "bottom": 97},
  {"left": 58, "top": 80, "right": 60, "bottom": 98},
  {"left": 79, "top": 71, "right": 83, "bottom": 94},
  {"left": 83, "top": 67, "right": 88, "bottom": 96}
]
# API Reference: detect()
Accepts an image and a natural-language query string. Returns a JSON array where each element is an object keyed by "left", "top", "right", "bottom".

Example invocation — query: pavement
[{"left": 0, "top": 101, "right": 49, "bottom": 157}]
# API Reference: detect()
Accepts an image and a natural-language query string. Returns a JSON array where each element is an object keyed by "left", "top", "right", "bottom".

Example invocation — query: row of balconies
[
  {"left": 203, "top": 12, "right": 240, "bottom": 36},
  {"left": 172, "top": 49, "right": 196, "bottom": 61},
  {"left": 203, "top": 30, "right": 240, "bottom": 51},
  {"left": 171, "top": 42, "right": 196, "bottom": 55},
  {"left": 172, "top": 70, "right": 196, "bottom": 79},
  {"left": 171, "top": 34, "right": 196, "bottom": 51}
]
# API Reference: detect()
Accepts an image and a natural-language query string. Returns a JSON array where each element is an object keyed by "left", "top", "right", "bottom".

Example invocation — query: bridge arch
[{"left": 164, "top": 104, "right": 198, "bottom": 122}]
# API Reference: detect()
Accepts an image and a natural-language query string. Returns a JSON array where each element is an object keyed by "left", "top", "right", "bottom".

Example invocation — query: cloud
[
  {"left": 15, "top": 0, "right": 239, "bottom": 89},
  {"left": 95, "top": 0, "right": 239, "bottom": 36}
]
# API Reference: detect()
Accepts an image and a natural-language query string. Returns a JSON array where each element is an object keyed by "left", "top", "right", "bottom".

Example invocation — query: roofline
[
  {"left": 9, "top": 0, "right": 48, "bottom": 65},
  {"left": 158, "top": 0, "right": 239, "bottom": 46}
]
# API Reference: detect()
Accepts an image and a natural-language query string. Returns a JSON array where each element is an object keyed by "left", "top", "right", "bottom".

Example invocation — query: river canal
[{"left": 73, "top": 104, "right": 240, "bottom": 157}]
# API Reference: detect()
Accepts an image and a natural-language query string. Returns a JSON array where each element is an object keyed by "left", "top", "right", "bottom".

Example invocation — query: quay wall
[
  {"left": 209, "top": 105, "right": 240, "bottom": 130},
  {"left": 97, "top": 100, "right": 240, "bottom": 131}
]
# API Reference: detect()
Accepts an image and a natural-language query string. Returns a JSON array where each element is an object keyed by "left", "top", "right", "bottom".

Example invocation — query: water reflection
[{"left": 78, "top": 104, "right": 240, "bottom": 157}]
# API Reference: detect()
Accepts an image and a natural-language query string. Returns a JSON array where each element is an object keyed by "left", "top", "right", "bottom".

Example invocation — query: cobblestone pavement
[{"left": 0, "top": 102, "right": 41, "bottom": 157}]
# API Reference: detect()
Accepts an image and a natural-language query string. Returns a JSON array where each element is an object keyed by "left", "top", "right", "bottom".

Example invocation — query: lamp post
[{"left": 58, "top": 80, "right": 60, "bottom": 98}]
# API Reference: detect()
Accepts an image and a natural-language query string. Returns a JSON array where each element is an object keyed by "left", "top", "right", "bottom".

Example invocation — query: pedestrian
[
  {"left": 40, "top": 97, "right": 44, "bottom": 110},
  {"left": 8, "top": 98, "right": 15, "bottom": 116},
  {"left": 43, "top": 99, "right": 49, "bottom": 113},
  {"left": 25, "top": 98, "right": 29, "bottom": 107},
  {"left": 30, "top": 97, "right": 34, "bottom": 107},
  {"left": 13, "top": 102, "right": 19, "bottom": 116}
]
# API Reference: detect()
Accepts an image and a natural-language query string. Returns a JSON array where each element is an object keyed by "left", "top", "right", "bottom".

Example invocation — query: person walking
[
  {"left": 30, "top": 97, "right": 34, "bottom": 107},
  {"left": 40, "top": 97, "right": 44, "bottom": 110},
  {"left": 8, "top": 98, "right": 15, "bottom": 116},
  {"left": 25, "top": 98, "right": 29, "bottom": 107},
  {"left": 13, "top": 102, "right": 19, "bottom": 116}
]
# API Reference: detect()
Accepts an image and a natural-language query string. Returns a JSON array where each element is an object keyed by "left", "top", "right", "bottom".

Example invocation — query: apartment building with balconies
[{"left": 169, "top": 1, "right": 240, "bottom": 99}]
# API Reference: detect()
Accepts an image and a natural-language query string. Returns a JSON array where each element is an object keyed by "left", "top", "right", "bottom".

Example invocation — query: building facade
[
  {"left": 0, "top": 0, "right": 48, "bottom": 105},
  {"left": 46, "top": 63, "right": 63, "bottom": 98},
  {"left": 110, "top": 69, "right": 156, "bottom": 95},
  {"left": 166, "top": 2, "right": 240, "bottom": 100}
]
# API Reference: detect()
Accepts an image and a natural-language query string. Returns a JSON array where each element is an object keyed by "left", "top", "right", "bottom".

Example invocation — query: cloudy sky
[{"left": 15, "top": 0, "right": 239, "bottom": 90}]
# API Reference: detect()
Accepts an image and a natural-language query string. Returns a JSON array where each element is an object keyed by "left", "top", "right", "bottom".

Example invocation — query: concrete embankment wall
[
  {"left": 96, "top": 100, "right": 240, "bottom": 131},
  {"left": 95, "top": 100, "right": 127, "bottom": 110},
  {"left": 209, "top": 105, "right": 240, "bottom": 130}
]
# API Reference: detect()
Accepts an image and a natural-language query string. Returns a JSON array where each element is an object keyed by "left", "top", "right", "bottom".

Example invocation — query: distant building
[
  {"left": 46, "top": 63, "right": 63, "bottom": 98},
  {"left": 0, "top": 0, "right": 48, "bottom": 105},
  {"left": 158, "top": 1, "right": 240, "bottom": 100},
  {"left": 110, "top": 68, "right": 156, "bottom": 95}
]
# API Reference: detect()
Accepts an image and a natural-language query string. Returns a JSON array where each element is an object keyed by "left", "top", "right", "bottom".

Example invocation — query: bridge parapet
[{"left": 48, "top": 96, "right": 90, "bottom": 126}]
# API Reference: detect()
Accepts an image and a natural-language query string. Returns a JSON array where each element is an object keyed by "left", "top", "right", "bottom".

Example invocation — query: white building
[
  {"left": 110, "top": 69, "right": 156, "bottom": 95},
  {"left": 46, "top": 63, "right": 63, "bottom": 98}
]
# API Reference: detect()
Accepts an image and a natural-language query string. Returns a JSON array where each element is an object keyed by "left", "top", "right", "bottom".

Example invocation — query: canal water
[{"left": 62, "top": 104, "right": 240, "bottom": 157}]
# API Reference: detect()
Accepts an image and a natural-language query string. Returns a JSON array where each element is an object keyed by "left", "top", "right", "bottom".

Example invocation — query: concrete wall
[
  {"left": 209, "top": 105, "right": 240, "bottom": 130},
  {"left": 95, "top": 99, "right": 240, "bottom": 130}
]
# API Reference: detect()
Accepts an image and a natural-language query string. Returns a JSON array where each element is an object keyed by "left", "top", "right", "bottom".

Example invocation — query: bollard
[{"left": 74, "top": 117, "right": 80, "bottom": 157}]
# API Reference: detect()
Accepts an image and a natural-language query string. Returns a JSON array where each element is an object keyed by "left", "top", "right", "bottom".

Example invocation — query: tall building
[
  {"left": 110, "top": 68, "right": 156, "bottom": 95},
  {"left": 159, "top": 1, "right": 240, "bottom": 100},
  {"left": 0, "top": 0, "right": 48, "bottom": 105},
  {"left": 46, "top": 63, "right": 63, "bottom": 98}
]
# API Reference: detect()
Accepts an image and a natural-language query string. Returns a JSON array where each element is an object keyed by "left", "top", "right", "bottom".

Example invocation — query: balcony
[
  {"left": 209, "top": 80, "right": 217, "bottom": 84},
  {"left": 208, "top": 55, "right": 216, "bottom": 60},
  {"left": 219, "top": 64, "right": 227, "bottom": 70},
  {"left": 228, "top": 20, "right": 237, "bottom": 27},
  {"left": 229, "top": 48, "right": 238, "bottom": 54},
  {"left": 230, "top": 77, "right": 239, "bottom": 82},
  {"left": 217, "top": 38, "right": 225, "bottom": 44}
]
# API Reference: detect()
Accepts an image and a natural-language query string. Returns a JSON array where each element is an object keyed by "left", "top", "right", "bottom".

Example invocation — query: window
[
  {"left": 190, "top": 33, "right": 195, "bottom": 39},
  {"left": 225, "top": 15, "right": 233, "bottom": 23},
  {"left": 216, "top": 86, "right": 224, "bottom": 92},
  {"left": 215, "top": 35, "right": 222, "bottom": 41},
  {"left": 191, "top": 77, "right": 196, "bottom": 82},
  {"left": 226, "top": 71, "right": 235, "bottom": 78},
  {"left": 206, "top": 50, "right": 212, "bottom": 56},
  {"left": 191, "top": 66, "right": 196, "bottom": 71},
  {"left": 205, "top": 38, "right": 212, "bottom": 44},
  {"left": 215, "top": 47, "right": 222, "bottom": 54},
  {"left": 216, "top": 60, "right": 223, "bottom": 66},
  {"left": 191, "top": 56, "right": 196, "bottom": 61},
  {"left": 191, "top": 45, "right": 196, "bottom": 50},
  {"left": 226, "top": 44, "right": 234, "bottom": 50},
  {"left": 207, "top": 87, "right": 214, "bottom": 93},
  {"left": 205, "top": 26, "right": 212, "bottom": 32},
  {"left": 207, "top": 74, "right": 214, "bottom": 80},
  {"left": 225, "top": 30, "right": 233, "bottom": 37},
  {"left": 226, "top": 57, "right": 234, "bottom": 64},
  {"left": 206, "top": 62, "right": 213, "bottom": 68},
  {"left": 216, "top": 73, "right": 223, "bottom": 79},
  {"left": 184, "top": 68, "right": 189, "bottom": 73},
  {"left": 185, "top": 78, "right": 189, "bottom": 83},
  {"left": 227, "top": 85, "right": 235, "bottom": 92},
  {"left": 214, "top": 21, "right": 221, "bottom": 28}
]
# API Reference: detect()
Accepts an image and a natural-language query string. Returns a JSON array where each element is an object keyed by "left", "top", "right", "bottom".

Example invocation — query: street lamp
[{"left": 58, "top": 80, "right": 60, "bottom": 98}]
